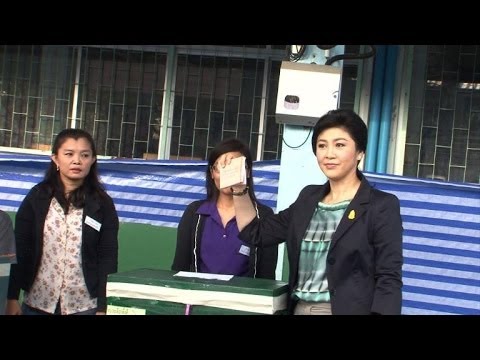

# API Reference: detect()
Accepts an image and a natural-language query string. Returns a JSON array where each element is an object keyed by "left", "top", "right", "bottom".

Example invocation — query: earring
[{"left": 56, "top": 165, "right": 59, "bottom": 171}]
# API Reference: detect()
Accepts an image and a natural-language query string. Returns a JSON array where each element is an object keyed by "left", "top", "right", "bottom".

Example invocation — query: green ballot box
[{"left": 106, "top": 268, "right": 289, "bottom": 315}]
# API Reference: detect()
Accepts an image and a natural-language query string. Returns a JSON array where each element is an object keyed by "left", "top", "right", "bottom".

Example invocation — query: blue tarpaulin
[{"left": 0, "top": 154, "right": 478, "bottom": 315}]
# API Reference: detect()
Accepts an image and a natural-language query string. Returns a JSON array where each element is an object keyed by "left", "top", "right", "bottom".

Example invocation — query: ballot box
[{"left": 106, "top": 268, "right": 289, "bottom": 315}]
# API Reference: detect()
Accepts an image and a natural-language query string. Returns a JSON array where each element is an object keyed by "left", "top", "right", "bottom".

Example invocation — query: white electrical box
[{"left": 275, "top": 61, "right": 342, "bottom": 127}]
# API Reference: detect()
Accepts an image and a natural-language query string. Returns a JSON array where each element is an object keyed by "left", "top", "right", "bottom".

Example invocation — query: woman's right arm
[{"left": 237, "top": 185, "right": 313, "bottom": 248}]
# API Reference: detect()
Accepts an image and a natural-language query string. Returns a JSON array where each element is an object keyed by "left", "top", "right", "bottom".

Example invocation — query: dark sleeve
[
  {"left": 370, "top": 193, "right": 404, "bottom": 315},
  {"left": 255, "top": 243, "right": 278, "bottom": 279},
  {"left": 171, "top": 202, "right": 198, "bottom": 271},
  {"left": 8, "top": 190, "right": 36, "bottom": 299},
  {"left": 239, "top": 189, "right": 306, "bottom": 247},
  {"left": 254, "top": 204, "right": 278, "bottom": 279},
  {"left": 97, "top": 196, "right": 119, "bottom": 312}
]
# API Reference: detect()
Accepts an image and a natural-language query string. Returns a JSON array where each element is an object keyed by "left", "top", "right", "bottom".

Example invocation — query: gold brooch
[{"left": 348, "top": 210, "right": 355, "bottom": 220}]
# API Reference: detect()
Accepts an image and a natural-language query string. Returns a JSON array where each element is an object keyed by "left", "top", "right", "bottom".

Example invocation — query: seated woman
[{"left": 172, "top": 138, "right": 278, "bottom": 279}]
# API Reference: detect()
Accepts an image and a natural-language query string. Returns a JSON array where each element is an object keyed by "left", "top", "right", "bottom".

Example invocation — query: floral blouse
[{"left": 24, "top": 197, "right": 97, "bottom": 314}]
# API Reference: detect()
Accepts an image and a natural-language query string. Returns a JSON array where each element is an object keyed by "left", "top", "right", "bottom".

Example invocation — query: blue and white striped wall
[{"left": 0, "top": 154, "right": 478, "bottom": 315}]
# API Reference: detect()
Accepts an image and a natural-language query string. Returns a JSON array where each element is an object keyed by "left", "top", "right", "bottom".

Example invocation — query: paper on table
[
  {"left": 174, "top": 271, "right": 233, "bottom": 281},
  {"left": 219, "top": 156, "right": 246, "bottom": 189}
]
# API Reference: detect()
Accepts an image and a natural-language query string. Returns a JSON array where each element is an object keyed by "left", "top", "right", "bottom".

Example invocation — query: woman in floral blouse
[{"left": 5, "top": 129, "right": 118, "bottom": 315}]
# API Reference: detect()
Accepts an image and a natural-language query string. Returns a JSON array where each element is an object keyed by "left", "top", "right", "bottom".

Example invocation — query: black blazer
[
  {"left": 240, "top": 173, "right": 403, "bottom": 314},
  {"left": 172, "top": 200, "right": 278, "bottom": 279},
  {"left": 7, "top": 183, "right": 119, "bottom": 312}
]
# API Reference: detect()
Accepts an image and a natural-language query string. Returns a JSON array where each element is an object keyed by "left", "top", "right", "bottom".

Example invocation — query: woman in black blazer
[{"left": 228, "top": 109, "right": 403, "bottom": 315}]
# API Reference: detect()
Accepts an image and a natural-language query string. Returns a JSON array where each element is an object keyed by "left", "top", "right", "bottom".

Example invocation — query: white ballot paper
[
  {"left": 174, "top": 271, "right": 233, "bottom": 281},
  {"left": 219, "top": 156, "right": 247, "bottom": 189}
]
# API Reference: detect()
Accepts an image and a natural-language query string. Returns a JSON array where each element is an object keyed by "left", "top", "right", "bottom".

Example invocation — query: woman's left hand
[{"left": 217, "top": 153, "right": 234, "bottom": 168}]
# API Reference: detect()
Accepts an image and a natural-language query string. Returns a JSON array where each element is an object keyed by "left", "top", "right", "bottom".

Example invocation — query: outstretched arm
[{"left": 231, "top": 186, "right": 257, "bottom": 231}]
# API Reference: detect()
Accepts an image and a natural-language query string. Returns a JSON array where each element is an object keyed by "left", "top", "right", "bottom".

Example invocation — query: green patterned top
[{"left": 293, "top": 200, "right": 350, "bottom": 303}]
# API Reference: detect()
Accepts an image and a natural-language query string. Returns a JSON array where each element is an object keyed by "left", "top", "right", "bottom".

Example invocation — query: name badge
[
  {"left": 85, "top": 216, "right": 102, "bottom": 232},
  {"left": 239, "top": 244, "right": 250, "bottom": 256}
]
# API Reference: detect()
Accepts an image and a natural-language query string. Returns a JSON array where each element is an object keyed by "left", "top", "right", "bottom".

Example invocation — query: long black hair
[
  {"left": 43, "top": 128, "right": 106, "bottom": 214},
  {"left": 205, "top": 138, "right": 257, "bottom": 202}
]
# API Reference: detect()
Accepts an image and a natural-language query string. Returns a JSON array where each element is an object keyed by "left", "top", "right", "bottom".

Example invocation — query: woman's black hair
[
  {"left": 205, "top": 138, "right": 257, "bottom": 202},
  {"left": 311, "top": 108, "right": 368, "bottom": 155},
  {"left": 44, "top": 128, "right": 106, "bottom": 214}
]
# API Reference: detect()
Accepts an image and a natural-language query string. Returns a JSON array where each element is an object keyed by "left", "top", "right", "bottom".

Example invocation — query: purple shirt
[{"left": 196, "top": 201, "right": 250, "bottom": 276}]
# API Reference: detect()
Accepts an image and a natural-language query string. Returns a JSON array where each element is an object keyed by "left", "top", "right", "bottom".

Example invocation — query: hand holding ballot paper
[{"left": 219, "top": 155, "right": 247, "bottom": 189}]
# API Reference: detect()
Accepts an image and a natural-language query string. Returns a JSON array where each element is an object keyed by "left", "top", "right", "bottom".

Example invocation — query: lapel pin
[{"left": 348, "top": 210, "right": 355, "bottom": 220}]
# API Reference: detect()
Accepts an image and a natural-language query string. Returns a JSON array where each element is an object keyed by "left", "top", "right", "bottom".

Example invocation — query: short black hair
[{"left": 311, "top": 109, "right": 368, "bottom": 155}]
